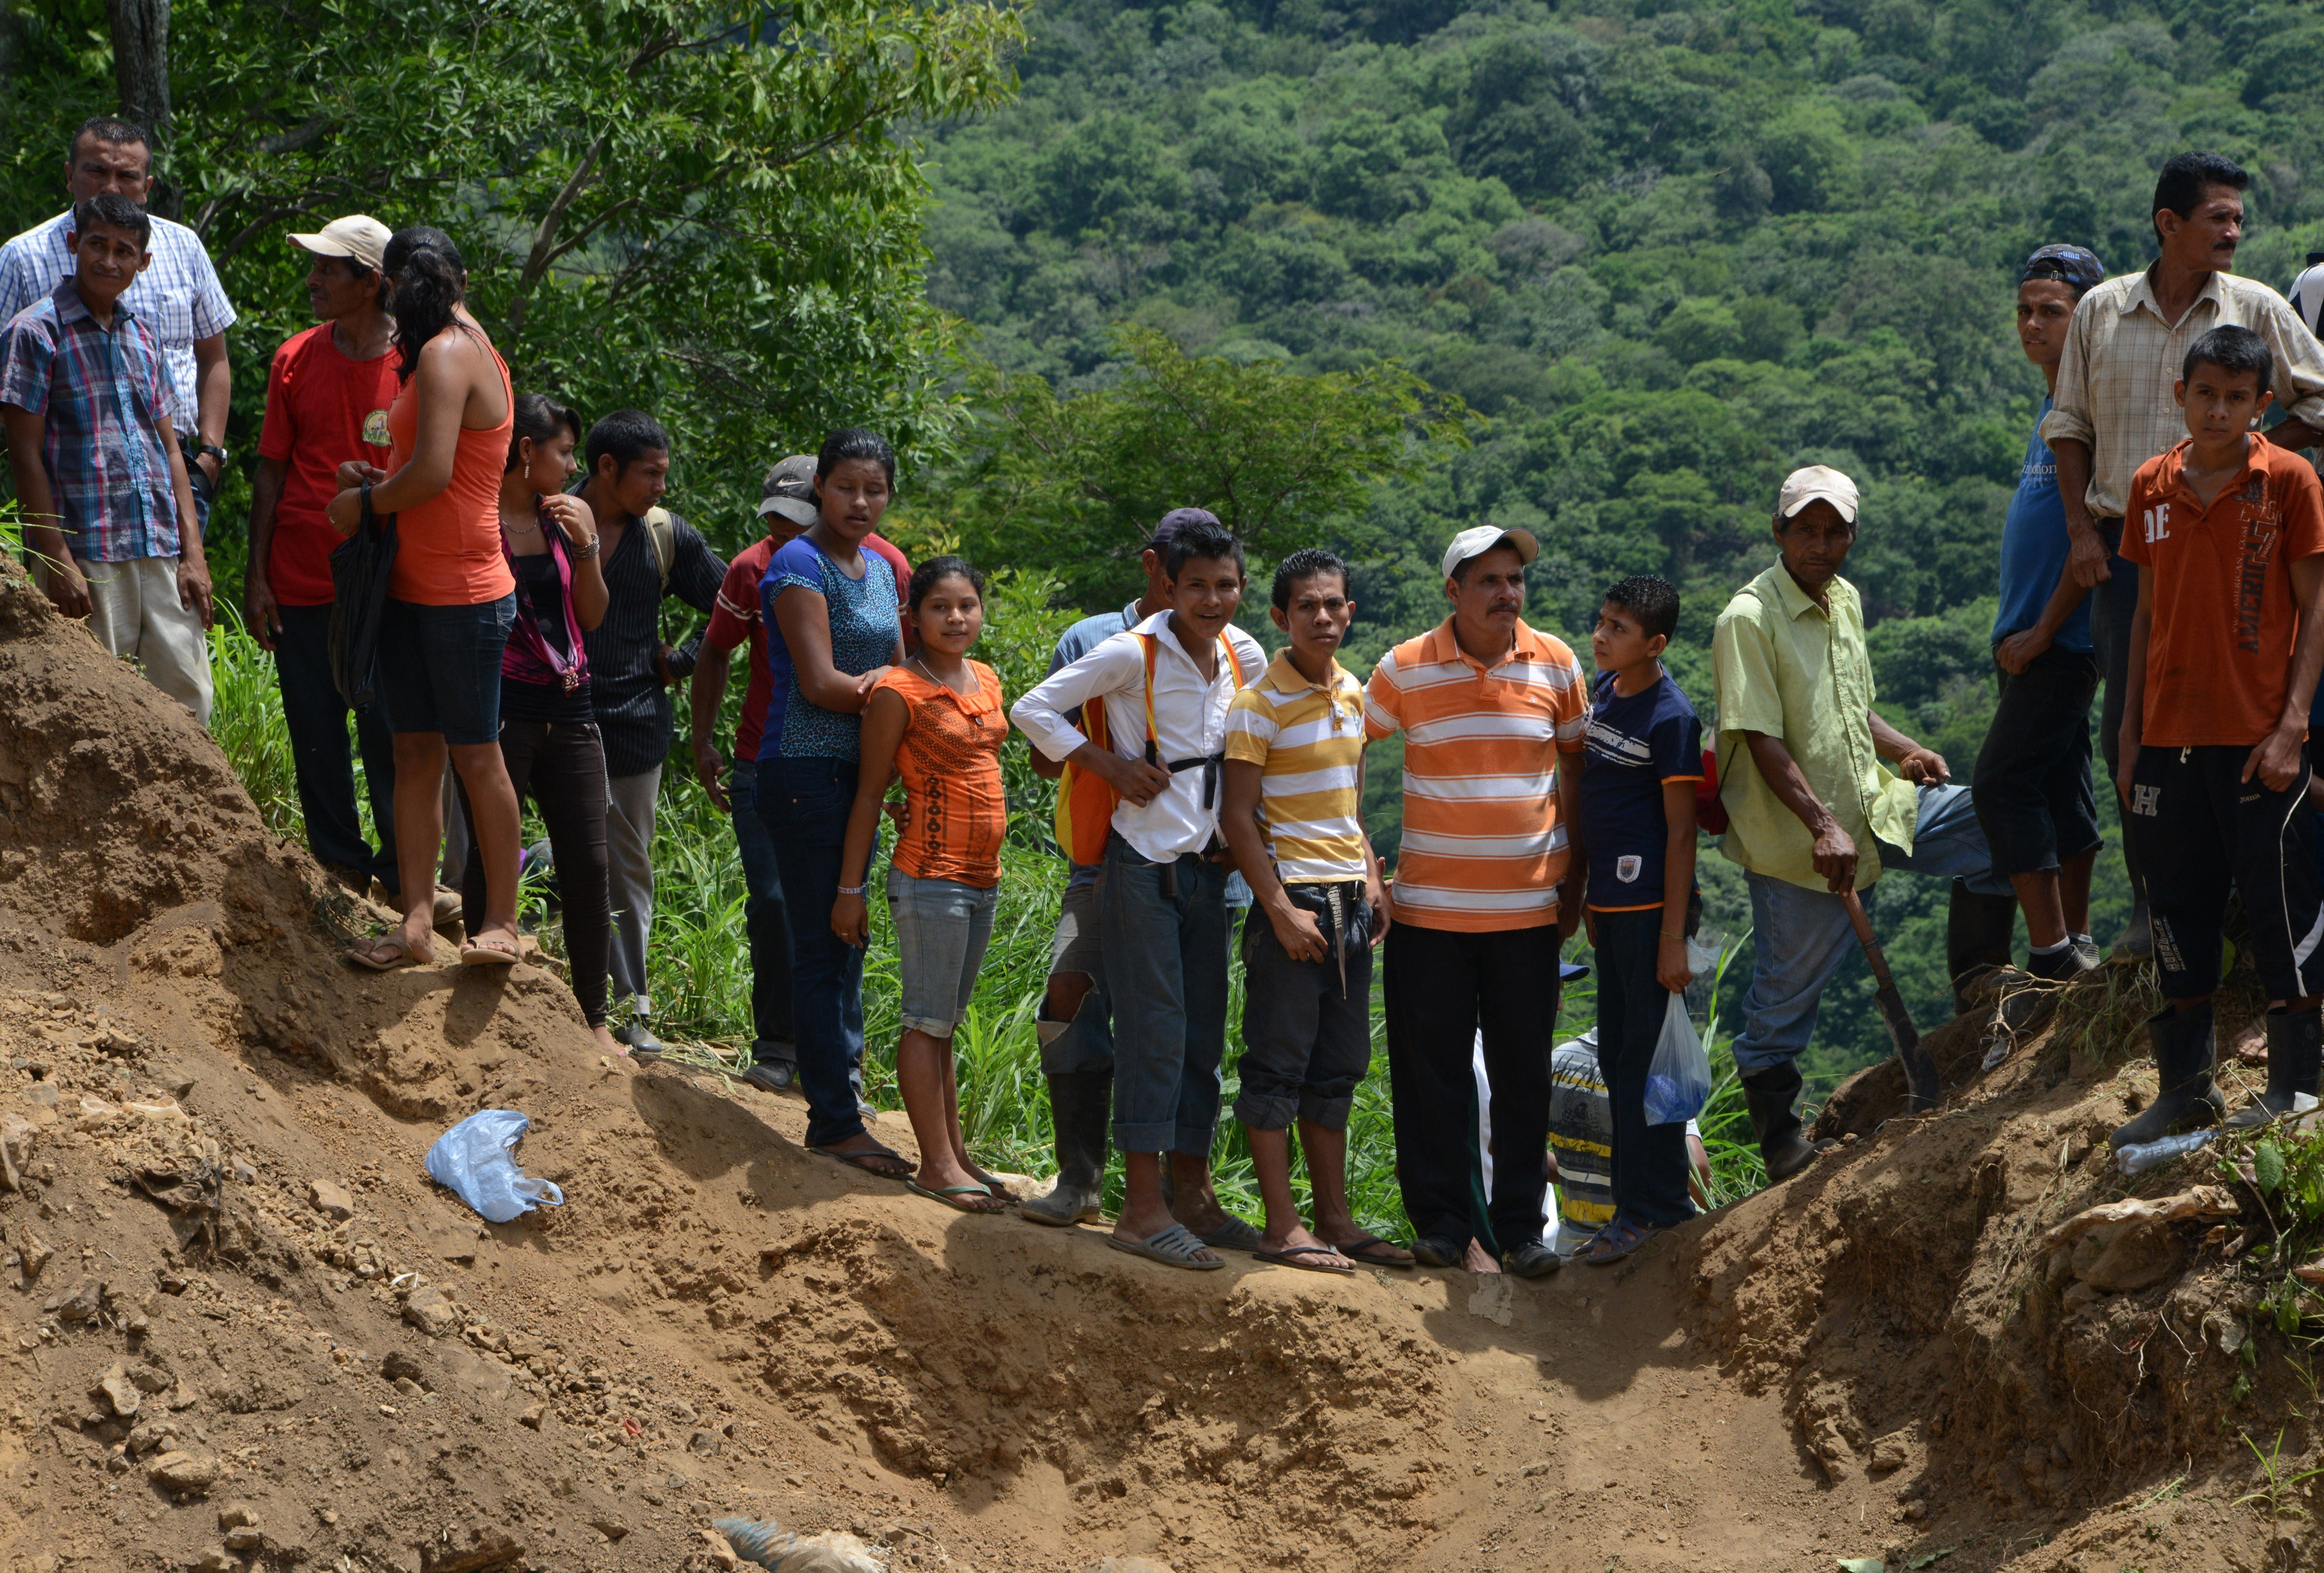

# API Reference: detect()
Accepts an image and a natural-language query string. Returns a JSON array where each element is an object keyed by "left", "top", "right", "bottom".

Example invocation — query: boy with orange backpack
[{"left": 1012, "top": 515, "right": 1266, "bottom": 1270}]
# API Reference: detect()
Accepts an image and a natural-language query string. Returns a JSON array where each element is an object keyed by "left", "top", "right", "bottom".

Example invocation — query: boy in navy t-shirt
[{"left": 1571, "top": 574, "right": 1702, "bottom": 1265}]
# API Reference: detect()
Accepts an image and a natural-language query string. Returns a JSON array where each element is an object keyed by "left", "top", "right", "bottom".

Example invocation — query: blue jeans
[
  {"left": 757, "top": 756, "right": 870, "bottom": 1149},
  {"left": 378, "top": 595, "right": 516, "bottom": 745},
  {"left": 274, "top": 603, "right": 401, "bottom": 891},
  {"left": 1097, "top": 835, "right": 1231, "bottom": 1156},
  {"left": 1734, "top": 783, "right": 2004, "bottom": 1073},
  {"left": 727, "top": 757, "right": 795, "bottom": 1055},
  {"left": 1041, "top": 876, "right": 1114, "bottom": 1075},
  {"left": 887, "top": 869, "right": 998, "bottom": 1036}
]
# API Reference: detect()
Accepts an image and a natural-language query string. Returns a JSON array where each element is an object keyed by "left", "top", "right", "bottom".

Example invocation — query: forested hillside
[{"left": 921, "top": 0, "right": 2324, "bottom": 1078}]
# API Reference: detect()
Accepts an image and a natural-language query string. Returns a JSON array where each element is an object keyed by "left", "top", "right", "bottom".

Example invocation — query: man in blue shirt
[{"left": 1973, "top": 243, "right": 2109, "bottom": 982}]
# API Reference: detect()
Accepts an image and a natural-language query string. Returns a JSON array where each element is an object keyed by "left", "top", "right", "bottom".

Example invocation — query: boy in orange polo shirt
[{"left": 2115, "top": 323, "right": 2324, "bottom": 1146}]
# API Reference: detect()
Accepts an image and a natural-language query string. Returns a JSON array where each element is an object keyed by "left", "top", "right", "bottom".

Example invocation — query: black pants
[
  {"left": 1235, "top": 882, "right": 1373, "bottom": 1133},
  {"left": 460, "top": 719, "right": 613, "bottom": 1026},
  {"left": 1591, "top": 908, "right": 1695, "bottom": 1229},
  {"left": 2129, "top": 742, "right": 2324, "bottom": 1002},
  {"left": 274, "top": 603, "right": 400, "bottom": 891},
  {"left": 1383, "top": 920, "right": 1559, "bottom": 1251},
  {"left": 2089, "top": 520, "right": 2145, "bottom": 902},
  {"left": 1973, "top": 644, "right": 2102, "bottom": 879}
]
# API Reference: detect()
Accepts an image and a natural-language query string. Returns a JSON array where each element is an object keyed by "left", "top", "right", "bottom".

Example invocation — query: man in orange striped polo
[{"left": 1364, "top": 525, "right": 1587, "bottom": 1278}]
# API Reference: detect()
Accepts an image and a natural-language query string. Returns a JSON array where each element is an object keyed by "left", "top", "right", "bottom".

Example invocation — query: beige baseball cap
[
  {"left": 1441, "top": 524, "right": 1540, "bottom": 581},
  {"left": 289, "top": 215, "right": 391, "bottom": 273},
  {"left": 1777, "top": 464, "right": 1860, "bottom": 524}
]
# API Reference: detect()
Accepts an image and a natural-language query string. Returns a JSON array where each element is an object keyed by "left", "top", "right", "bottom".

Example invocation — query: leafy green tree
[
  {"left": 0, "top": 0, "right": 1028, "bottom": 572},
  {"left": 943, "top": 324, "right": 1468, "bottom": 604}
]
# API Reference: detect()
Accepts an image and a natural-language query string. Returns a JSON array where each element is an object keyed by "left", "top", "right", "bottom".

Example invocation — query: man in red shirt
[
  {"left": 2115, "top": 323, "right": 2324, "bottom": 1146},
  {"left": 691, "top": 455, "right": 909, "bottom": 1092},
  {"left": 244, "top": 215, "right": 408, "bottom": 899}
]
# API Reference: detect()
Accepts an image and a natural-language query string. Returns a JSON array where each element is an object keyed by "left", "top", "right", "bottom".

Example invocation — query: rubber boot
[
  {"left": 1947, "top": 883, "right": 2022, "bottom": 1015},
  {"left": 2109, "top": 1001, "right": 2225, "bottom": 1148},
  {"left": 2225, "top": 1005, "right": 2324, "bottom": 1129},
  {"left": 1742, "top": 1062, "right": 1829, "bottom": 1183},
  {"left": 1022, "top": 1070, "right": 1110, "bottom": 1226}
]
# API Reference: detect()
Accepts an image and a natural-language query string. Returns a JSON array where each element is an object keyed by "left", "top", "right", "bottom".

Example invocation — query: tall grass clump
[{"left": 207, "top": 575, "right": 1774, "bottom": 1244}]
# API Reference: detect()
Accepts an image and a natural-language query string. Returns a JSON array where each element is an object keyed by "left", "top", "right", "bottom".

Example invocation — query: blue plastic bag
[
  {"left": 424, "top": 1109, "right": 563, "bottom": 1224},
  {"left": 1642, "top": 993, "right": 1712, "bottom": 1126}
]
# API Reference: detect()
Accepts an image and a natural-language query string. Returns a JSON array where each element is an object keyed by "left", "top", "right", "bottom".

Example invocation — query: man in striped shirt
[
  {"left": 1364, "top": 525, "right": 1586, "bottom": 1279},
  {"left": 1222, "top": 549, "right": 1407, "bottom": 1272}
]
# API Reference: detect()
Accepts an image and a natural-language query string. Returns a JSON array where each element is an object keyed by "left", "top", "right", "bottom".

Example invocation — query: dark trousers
[
  {"left": 1097, "top": 835, "right": 1231, "bottom": 1156},
  {"left": 1973, "top": 644, "right": 2102, "bottom": 878},
  {"left": 2089, "top": 521, "right": 2144, "bottom": 901},
  {"left": 1383, "top": 920, "right": 1559, "bottom": 1251},
  {"left": 274, "top": 603, "right": 400, "bottom": 892},
  {"left": 758, "top": 757, "right": 867, "bottom": 1150},
  {"left": 1591, "top": 908, "right": 1694, "bottom": 1229},
  {"left": 1235, "top": 882, "right": 1373, "bottom": 1132},
  {"left": 459, "top": 719, "right": 612, "bottom": 1026},
  {"left": 2128, "top": 743, "right": 2324, "bottom": 1002},
  {"left": 726, "top": 756, "right": 796, "bottom": 1054}
]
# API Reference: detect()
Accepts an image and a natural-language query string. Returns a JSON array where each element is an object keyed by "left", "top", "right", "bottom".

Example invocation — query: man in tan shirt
[{"left": 2040, "top": 150, "right": 2324, "bottom": 958}]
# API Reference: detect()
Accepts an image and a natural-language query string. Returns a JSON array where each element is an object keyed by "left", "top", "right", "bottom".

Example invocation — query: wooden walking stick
[{"left": 1842, "top": 887, "right": 1943, "bottom": 1111}]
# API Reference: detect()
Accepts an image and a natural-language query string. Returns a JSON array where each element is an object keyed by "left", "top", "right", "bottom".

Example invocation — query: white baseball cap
[
  {"left": 289, "top": 215, "right": 391, "bottom": 274},
  {"left": 1777, "top": 464, "right": 1860, "bottom": 525},
  {"left": 1441, "top": 524, "right": 1541, "bottom": 581}
]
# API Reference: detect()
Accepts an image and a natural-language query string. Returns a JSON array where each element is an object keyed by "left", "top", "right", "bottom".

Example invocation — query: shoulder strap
[
  {"left": 1220, "top": 635, "right": 1248, "bottom": 689},
  {"left": 642, "top": 505, "right": 675, "bottom": 592},
  {"left": 1138, "top": 633, "right": 1162, "bottom": 756}
]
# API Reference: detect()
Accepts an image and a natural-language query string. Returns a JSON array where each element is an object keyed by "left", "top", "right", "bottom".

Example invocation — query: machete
[{"left": 1842, "top": 887, "right": 1942, "bottom": 1111}]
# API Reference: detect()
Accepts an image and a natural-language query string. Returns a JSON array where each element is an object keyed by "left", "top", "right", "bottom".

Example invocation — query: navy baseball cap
[
  {"left": 2021, "top": 243, "right": 2106, "bottom": 292},
  {"left": 1146, "top": 506, "right": 1220, "bottom": 552}
]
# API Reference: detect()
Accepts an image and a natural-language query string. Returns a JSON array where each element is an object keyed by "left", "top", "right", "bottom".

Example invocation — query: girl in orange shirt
[{"left": 832, "top": 557, "right": 1012, "bottom": 1212}]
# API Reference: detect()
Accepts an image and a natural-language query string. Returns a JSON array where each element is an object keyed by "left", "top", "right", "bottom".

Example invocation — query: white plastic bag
[
  {"left": 1642, "top": 993, "right": 1712, "bottom": 1126},
  {"left": 424, "top": 1109, "right": 564, "bottom": 1224}
]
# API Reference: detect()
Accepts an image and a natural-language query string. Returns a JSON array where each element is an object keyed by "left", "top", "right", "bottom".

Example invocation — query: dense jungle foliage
[{"left": 921, "top": 0, "right": 2324, "bottom": 1080}]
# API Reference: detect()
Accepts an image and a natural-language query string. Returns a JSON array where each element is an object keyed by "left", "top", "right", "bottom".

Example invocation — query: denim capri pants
[{"left": 886, "top": 867, "right": 998, "bottom": 1037}]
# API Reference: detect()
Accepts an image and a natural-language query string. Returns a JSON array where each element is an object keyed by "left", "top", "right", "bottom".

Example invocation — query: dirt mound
[{"left": 0, "top": 568, "right": 2312, "bottom": 1573}]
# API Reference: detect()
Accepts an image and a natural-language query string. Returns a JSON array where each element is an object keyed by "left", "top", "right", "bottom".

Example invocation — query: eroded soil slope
[{"left": 0, "top": 570, "right": 2310, "bottom": 1573}]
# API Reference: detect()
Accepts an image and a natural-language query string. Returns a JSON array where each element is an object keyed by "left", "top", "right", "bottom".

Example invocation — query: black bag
[{"left": 326, "top": 486, "right": 398, "bottom": 710}]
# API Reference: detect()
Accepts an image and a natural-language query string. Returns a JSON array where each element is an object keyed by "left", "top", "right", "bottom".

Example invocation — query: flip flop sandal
[
  {"left": 1106, "top": 1223, "right": 1226, "bottom": 1271},
  {"left": 346, "top": 937, "right": 423, "bottom": 972},
  {"left": 1334, "top": 1233, "right": 1416, "bottom": 1269},
  {"left": 811, "top": 1143, "right": 913, "bottom": 1180},
  {"left": 460, "top": 938, "right": 520, "bottom": 967},
  {"left": 1254, "top": 1243, "right": 1356, "bottom": 1275},
  {"left": 969, "top": 1171, "right": 1020, "bottom": 1204},
  {"left": 907, "top": 1180, "right": 1004, "bottom": 1213},
  {"left": 1194, "top": 1214, "right": 1263, "bottom": 1253},
  {"left": 1582, "top": 1217, "right": 1662, "bottom": 1267}
]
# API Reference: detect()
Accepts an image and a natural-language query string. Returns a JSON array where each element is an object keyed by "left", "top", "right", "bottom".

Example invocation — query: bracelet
[
  {"left": 836, "top": 884, "right": 866, "bottom": 897},
  {"left": 1661, "top": 929, "right": 1684, "bottom": 940},
  {"left": 571, "top": 536, "right": 601, "bottom": 559}
]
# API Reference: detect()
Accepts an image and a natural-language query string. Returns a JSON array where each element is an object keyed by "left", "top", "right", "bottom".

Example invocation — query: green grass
[{"left": 207, "top": 573, "right": 1774, "bottom": 1242}]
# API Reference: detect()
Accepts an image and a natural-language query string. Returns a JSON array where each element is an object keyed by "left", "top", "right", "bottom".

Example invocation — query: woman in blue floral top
[{"left": 757, "top": 428, "right": 909, "bottom": 1173}]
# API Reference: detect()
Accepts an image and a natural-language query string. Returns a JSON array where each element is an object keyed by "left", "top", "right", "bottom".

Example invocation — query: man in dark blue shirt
[{"left": 1973, "top": 243, "right": 2110, "bottom": 984}]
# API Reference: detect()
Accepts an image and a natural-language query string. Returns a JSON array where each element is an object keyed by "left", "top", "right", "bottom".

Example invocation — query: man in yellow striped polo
[{"left": 1221, "top": 548, "right": 1408, "bottom": 1273}]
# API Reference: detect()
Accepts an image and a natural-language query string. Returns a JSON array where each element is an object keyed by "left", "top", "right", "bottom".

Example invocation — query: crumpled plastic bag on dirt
[{"left": 423, "top": 1109, "right": 563, "bottom": 1224}]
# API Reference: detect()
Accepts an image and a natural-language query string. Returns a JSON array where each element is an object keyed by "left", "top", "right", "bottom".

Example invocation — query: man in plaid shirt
[
  {"left": 0, "top": 194, "right": 214, "bottom": 722},
  {"left": 0, "top": 116, "right": 234, "bottom": 526}
]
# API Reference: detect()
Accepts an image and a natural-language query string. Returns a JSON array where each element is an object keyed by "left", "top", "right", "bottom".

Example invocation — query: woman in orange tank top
[{"left": 327, "top": 228, "right": 526, "bottom": 975}]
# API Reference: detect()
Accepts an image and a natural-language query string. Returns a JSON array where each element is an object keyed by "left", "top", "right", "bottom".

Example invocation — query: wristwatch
[{"left": 181, "top": 433, "right": 226, "bottom": 467}]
